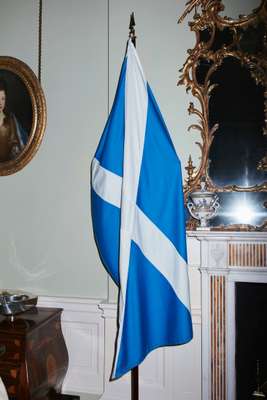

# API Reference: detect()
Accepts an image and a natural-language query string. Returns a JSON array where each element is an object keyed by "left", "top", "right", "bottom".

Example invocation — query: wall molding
[{"left": 99, "top": 301, "right": 201, "bottom": 325}]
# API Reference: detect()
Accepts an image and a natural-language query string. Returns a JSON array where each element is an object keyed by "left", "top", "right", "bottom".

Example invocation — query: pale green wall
[
  {"left": 0, "top": 0, "right": 256, "bottom": 299},
  {"left": 0, "top": 0, "right": 108, "bottom": 298}
]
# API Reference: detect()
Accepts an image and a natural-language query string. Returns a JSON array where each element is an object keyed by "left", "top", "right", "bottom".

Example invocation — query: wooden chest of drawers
[{"left": 0, "top": 307, "right": 69, "bottom": 399}]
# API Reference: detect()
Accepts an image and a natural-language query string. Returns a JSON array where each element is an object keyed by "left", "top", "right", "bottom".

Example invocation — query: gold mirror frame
[
  {"left": 178, "top": 0, "right": 267, "bottom": 197},
  {"left": 0, "top": 56, "right": 46, "bottom": 175}
]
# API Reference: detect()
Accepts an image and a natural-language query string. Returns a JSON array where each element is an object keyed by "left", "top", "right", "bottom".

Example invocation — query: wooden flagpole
[
  {"left": 128, "top": 12, "right": 139, "bottom": 400},
  {"left": 131, "top": 366, "right": 139, "bottom": 400}
]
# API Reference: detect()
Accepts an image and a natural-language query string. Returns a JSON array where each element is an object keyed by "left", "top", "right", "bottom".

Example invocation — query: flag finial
[{"left": 129, "top": 12, "right": 136, "bottom": 47}]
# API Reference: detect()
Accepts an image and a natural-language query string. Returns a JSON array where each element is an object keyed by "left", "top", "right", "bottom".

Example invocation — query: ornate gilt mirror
[{"left": 178, "top": 0, "right": 267, "bottom": 230}]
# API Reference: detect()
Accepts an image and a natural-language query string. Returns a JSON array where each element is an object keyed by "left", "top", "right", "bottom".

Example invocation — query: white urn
[{"left": 187, "top": 180, "right": 220, "bottom": 230}]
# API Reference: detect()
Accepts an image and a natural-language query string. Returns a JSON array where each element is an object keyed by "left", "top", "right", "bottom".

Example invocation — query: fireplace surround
[{"left": 188, "top": 231, "right": 267, "bottom": 400}]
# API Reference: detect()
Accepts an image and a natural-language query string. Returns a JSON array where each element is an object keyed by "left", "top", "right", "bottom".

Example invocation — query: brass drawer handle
[{"left": 0, "top": 344, "right": 6, "bottom": 357}]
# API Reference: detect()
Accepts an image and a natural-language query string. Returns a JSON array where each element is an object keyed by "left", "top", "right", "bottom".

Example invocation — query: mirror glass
[
  {"left": 208, "top": 57, "right": 266, "bottom": 188},
  {"left": 223, "top": 0, "right": 262, "bottom": 19}
]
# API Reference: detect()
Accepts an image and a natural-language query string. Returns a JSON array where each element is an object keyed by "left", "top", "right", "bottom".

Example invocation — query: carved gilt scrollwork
[{"left": 178, "top": 0, "right": 267, "bottom": 197}]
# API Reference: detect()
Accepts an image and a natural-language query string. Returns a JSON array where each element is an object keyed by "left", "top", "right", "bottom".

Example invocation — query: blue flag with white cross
[{"left": 91, "top": 40, "right": 193, "bottom": 379}]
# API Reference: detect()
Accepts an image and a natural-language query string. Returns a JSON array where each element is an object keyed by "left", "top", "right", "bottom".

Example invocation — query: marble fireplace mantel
[{"left": 187, "top": 230, "right": 267, "bottom": 400}]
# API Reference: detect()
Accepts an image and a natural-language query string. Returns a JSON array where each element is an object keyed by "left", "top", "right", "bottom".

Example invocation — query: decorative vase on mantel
[{"left": 187, "top": 179, "right": 220, "bottom": 230}]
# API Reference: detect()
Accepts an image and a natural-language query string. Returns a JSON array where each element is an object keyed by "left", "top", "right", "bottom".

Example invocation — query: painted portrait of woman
[{"left": 0, "top": 73, "right": 32, "bottom": 163}]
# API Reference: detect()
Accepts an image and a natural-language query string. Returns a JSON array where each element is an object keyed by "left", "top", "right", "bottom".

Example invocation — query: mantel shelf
[{"left": 187, "top": 230, "right": 267, "bottom": 240}]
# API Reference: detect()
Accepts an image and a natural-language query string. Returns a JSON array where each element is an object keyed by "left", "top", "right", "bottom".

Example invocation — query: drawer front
[
  {"left": 0, "top": 336, "right": 22, "bottom": 363},
  {"left": 0, "top": 363, "right": 20, "bottom": 398}
]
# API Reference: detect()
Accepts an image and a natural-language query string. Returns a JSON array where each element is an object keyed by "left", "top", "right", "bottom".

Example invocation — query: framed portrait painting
[{"left": 0, "top": 56, "right": 46, "bottom": 175}]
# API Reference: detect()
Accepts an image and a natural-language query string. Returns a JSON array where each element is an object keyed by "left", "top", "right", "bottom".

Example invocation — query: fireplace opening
[{"left": 235, "top": 282, "right": 267, "bottom": 399}]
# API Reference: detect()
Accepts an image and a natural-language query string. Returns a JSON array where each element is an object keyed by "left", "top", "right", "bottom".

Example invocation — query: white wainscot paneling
[
  {"left": 38, "top": 296, "right": 105, "bottom": 396},
  {"left": 36, "top": 297, "right": 201, "bottom": 400},
  {"left": 99, "top": 303, "right": 201, "bottom": 400}
]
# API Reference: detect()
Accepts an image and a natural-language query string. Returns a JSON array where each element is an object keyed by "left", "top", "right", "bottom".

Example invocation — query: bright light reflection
[
  {"left": 221, "top": 197, "right": 266, "bottom": 225},
  {"left": 233, "top": 204, "right": 254, "bottom": 223}
]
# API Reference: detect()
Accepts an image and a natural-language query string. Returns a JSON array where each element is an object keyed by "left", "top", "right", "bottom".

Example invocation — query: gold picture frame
[{"left": 0, "top": 56, "right": 46, "bottom": 175}]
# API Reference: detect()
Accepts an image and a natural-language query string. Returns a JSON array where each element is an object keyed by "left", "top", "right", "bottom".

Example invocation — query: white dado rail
[{"left": 188, "top": 230, "right": 267, "bottom": 400}]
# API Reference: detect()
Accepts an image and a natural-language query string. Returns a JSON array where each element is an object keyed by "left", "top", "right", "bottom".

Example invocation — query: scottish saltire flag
[{"left": 91, "top": 39, "right": 193, "bottom": 379}]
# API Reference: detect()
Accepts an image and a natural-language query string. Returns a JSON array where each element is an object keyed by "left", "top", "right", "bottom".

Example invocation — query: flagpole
[
  {"left": 131, "top": 366, "right": 139, "bottom": 400},
  {"left": 128, "top": 14, "right": 139, "bottom": 400}
]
